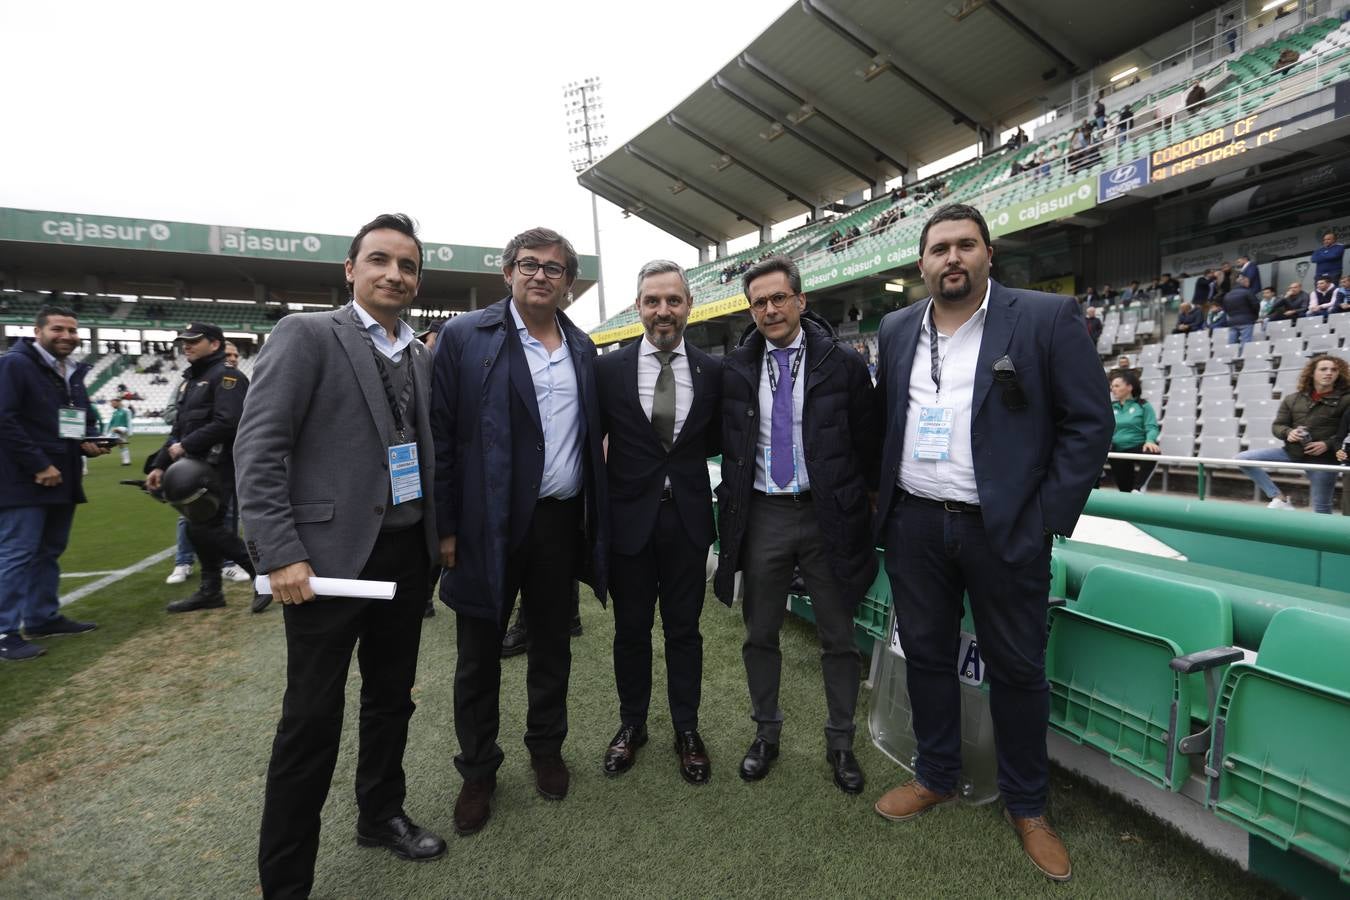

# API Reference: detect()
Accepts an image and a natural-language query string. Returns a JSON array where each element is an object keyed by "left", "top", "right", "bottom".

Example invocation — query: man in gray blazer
[{"left": 236, "top": 214, "right": 446, "bottom": 899}]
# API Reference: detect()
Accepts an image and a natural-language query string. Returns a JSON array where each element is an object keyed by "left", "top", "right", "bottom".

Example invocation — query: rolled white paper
[{"left": 254, "top": 575, "right": 397, "bottom": 600}]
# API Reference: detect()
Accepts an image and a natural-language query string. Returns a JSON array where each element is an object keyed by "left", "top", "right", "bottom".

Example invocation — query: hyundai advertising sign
[{"left": 1098, "top": 157, "right": 1149, "bottom": 203}]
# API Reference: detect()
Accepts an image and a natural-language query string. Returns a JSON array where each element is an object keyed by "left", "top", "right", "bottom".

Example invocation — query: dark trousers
[
  {"left": 610, "top": 498, "right": 707, "bottom": 733},
  {"left": 883, "top": 494, "right": 1052, "bottom": 817},
  {"left": 188, "top": 481, "right": 255, "bottom": 588},
  {"left": 740, "top": 492, "right": 861, "bottom": 750},
  {"left": 454, "top": 496, "right": 582, "bottom": 780},
  {"left": 1108, "top": 445, "right": 1156, "bottom": 492},
  {"left": 257, "top": 527, "right": 430, "bottom": 900}
]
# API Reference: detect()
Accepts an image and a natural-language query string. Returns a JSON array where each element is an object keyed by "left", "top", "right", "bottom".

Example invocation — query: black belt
[
  {"left": 900, "top": 491, "right": 980, "bottom": 514},
  {"left": 753, "top": 489, "right": 812, "bottom": 503},
  {"left": 660, "top": 487, "right": 674, "bottom": 502}
]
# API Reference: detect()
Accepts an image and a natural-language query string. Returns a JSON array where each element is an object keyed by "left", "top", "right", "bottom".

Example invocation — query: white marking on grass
[
  {"left": 60, "top": 571, "right": 125, "bottom": 578},
  {"left": 59, "top": 546, "right": 177, "bottom": 608}
]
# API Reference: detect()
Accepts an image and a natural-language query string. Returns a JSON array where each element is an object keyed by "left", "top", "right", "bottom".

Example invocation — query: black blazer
[{"left": 597, "top": 339, "right": 721, "bottom": 559}]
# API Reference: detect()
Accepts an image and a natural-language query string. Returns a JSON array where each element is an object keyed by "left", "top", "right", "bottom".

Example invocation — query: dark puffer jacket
[
  {"left": 713, "top": 312, "right": 878, "bottom": 606},
  {"left": 1273, "top": 387, "right": 1350, "bottom": 460}
]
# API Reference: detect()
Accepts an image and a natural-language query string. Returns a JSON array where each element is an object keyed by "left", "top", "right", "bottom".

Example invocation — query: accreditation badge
[
  {"left": 58, "top": 407, "right": 86, "bottom": 440},
  {"left": 913, "top": 406, "right": 955, "bottom": 461},
  {"left": 388, "top": 443, "right": 423, "bottom": 505},
  {"left": 762, "top": 445, "right": 802, "bottom": 495}
]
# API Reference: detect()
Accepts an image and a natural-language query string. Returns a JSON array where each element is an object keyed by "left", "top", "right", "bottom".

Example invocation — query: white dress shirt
[
  {"left": 637, "top": 335, "right": 693, "bottom": 441},
  {"left": 899, "top": 284, "right": 990, "bottom": 504},
  {"left": 510, "top": 300, "right": 583, "bottom": 500},
  {"left": 352, "top": 301, "right": 416, "bottom": 361},
  {"left": 754, "top": 327, "right": 810, "bottom": 493}
]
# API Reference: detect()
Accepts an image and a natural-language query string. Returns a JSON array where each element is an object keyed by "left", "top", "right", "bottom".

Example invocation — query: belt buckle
[{"left": 943, "top": 500, "right": 964, "bottom": 513}]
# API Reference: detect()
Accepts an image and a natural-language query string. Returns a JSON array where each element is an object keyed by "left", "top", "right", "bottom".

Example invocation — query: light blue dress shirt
[
  {"left": 510, "top": 300, "right": 583, "bottom": 500},
  {"left": 33, "top": 340, "right": 74, "bottom": 387},
  {"left": 352, "top": 301, "right": 416, "bottom": 361}
]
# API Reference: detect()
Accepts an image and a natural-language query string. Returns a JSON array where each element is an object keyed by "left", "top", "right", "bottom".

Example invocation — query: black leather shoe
[
  {"left": 739, "top": 737, "right": 779, "bottom": 782},
  {"left": 602, "top": 724, "right": 647, "bottom": 777},
  {"left": 251, "top": 593, "right": 272, "bottom": 614},
  {"left": 356, "top": 813, "right": 447, "bottom": 862},
  {"left": 675, "top": 730, "right": 711, "bottom": 786},
  {"left": 166, "top": 590, "right": 226, "bottom": 613},
  {"left": 454, "top": 775, "right": 495, "bottom": 836},
  {"left": 828, "top": 749, "right": 865, "bottom": 795},
  {"left": 23, "top": 615, "right": 96, "bottom": 638},
  {"left": 532, "top": 754, "right": 570, "bottom": 800},
  {"left": 501, "top": 615, "right": 528, "bottom": 657}
]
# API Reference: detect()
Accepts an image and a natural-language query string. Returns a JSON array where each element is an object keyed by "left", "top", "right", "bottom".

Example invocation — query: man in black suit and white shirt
[{"left": 596, "top": 260, "right": 721, "bottom": 784}]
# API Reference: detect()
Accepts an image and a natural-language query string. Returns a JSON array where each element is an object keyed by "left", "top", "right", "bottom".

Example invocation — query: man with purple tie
[{"left": 712, "top": 255, "right": 878, "bottom": 793}]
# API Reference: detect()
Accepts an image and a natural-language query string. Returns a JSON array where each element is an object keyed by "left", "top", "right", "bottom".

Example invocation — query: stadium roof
[
  {"left": 0, "top": 208, "right": 598, "bottom": 307},
  {"left": 579, "top": 0, "right": 1225, "bottom": 247}
]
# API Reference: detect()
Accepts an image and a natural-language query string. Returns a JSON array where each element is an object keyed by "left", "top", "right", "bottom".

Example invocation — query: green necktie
[{"left": 652, "top": 350, "right": 676, "bottom": 451}]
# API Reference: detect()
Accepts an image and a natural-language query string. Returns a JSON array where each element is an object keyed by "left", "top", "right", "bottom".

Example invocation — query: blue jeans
[
  {"left": 0, "top": 505, "right": 76, "bottom": 634},
  {"left": 175, "top": 516, "right": 195, "bottom": 566},
  {"left": 1236, "top": 446, "right": 1339, "bottom": 514},
  {"left": 884, "top": 494, "right": 1053, "bottom": 817},
  {"left": 1228, "top": 324, "right": 1253, "bottom": 345}
]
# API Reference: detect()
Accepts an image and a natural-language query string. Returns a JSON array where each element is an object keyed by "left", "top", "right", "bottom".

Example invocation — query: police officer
[{"left": 146, "top": 322, "right": 256, "bottom": 612}]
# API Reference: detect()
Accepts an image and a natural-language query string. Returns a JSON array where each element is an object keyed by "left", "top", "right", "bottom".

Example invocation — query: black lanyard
[
  {"left": 350, "top": 310, "right": 414, "bottom": 443},
  {"left": 928, "top": 315, "right": 945, "bottom": 396},
  {"left": 765, "top": 344, "right": 804, "bottom": 392}
]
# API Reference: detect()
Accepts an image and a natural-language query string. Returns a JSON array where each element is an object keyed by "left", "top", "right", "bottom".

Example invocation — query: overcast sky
[{"left": 3, "top": 0, "right": 799, "bottom": 330}]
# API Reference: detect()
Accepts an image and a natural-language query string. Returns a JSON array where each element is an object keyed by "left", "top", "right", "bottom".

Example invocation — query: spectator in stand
[
  {"left": 1310, "top": 230, "right": 1345, "bottom": 283},
  {"left": 1082, "top": 285, "right": 1100, "bottom": 308},
  {"left": 1307, "top": 278, "right": 1339, "bottom": 321},
  {"left": 1192, "top": 269, "right": 1215, "bottom": 306},
  {"left": 1084, "top": 307, "right": 1103, "bottom": 344},
  {"left": 1216, "top": 262, "right": 1234, "bottom": 298},
  {"left": 1067, "top": 126, "right": 1088, "bottom": 173},
  {"left": 1185, "top": 81, "right": 1207, "bottom": 115},
  {"left": 1235, "top": 355, "right": 1349, "bottom": 513},
  {"left": 1258, "top": 286, "right": 1278, "bottom": 324},
  {"left": 1204, "top": 299, "right": 1227, "bottom": 332},
  {"left": 1174, "top": 301, "right": 1204, "bottom": 333},
  {"left": 1221, "top": 274, "right": 1260, "bottom": 345},
  {"left": 1116, "top": 103, "right": 1134, "bottom": 147},
  {"left": 1108, "top": 371, "right": 1160, "bottom": 493},
  {"left": 1157, "top": 273, "right": 1181, "bottom": 298},
  {"left": 1335, "top": 402, "right": 1350, "bottom": 464},
  {"left": 1270, "top": 281, "right": 1310, "bottom": 320},
  {"left": 1236, "top": 254, "right": 1261, "bottom": 295},
  {"left": 1274, "top": 47, "right": 1301, "bottom": 75},
  {"left": 1335, "top": 276, "right": 1350, "bottom": 315},
  {"left": 1119, "top": 280, "right": 1140, "bottom": 303}
]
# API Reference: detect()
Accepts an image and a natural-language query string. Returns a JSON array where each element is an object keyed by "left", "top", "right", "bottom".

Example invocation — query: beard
[
  {"left": 646, "top": 322, "right": 681, "bottom": 350},
  {"left": 937, "top": 270, "right": 972, "bottom": 301}
]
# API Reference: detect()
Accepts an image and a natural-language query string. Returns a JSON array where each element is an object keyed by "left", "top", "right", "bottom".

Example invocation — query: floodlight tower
[{"left": 564, "top": 77, "right": 607, "bottom": 323}]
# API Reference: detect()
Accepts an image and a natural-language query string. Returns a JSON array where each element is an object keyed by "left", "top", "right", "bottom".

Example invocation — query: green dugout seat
[
  {"left": 1208, "top": 607, "right": 1350, "bottom": 885},
  {"left": 1047, "top": 565, "right": 1242, "bottom": 792}
]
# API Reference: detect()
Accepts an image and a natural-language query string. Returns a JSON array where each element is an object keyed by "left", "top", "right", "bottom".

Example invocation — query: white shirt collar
[
  {"left": 352, "top": 300, "right": 415, "bottom": 345},
  {"left": 640, "top": 334, "right": 685, "bottom": 356},
  {"left": 509, "top": 299, "right": 567, "bottom": 345},
  {"left": 924, "top": 281, "right": 991, "bottom": 334},
  {"left": 765, "top": 326, "right": 805, "bottom": 354},
  {"left": 32, "top": 339, "right": 63, "bottom": 369}
]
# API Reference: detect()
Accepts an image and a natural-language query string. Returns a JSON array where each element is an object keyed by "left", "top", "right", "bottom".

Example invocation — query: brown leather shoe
[
  {"left": 453, "top": 775, "right": 495, "bottom": 836},
  {"left": 874, "top": 778, "right": 956, "bottom": 821},
  {"left": 1005, "top": 809, "right": 1072, "bottom": 882},
  {"left": 531, "top": 754, "right": 570, "bottom": 800},
  {"left": 602, "top": 724, "right": 647, "bottom": 777},
  {"left": 674, "top": 730, "right": 711, "bottom": 786}
]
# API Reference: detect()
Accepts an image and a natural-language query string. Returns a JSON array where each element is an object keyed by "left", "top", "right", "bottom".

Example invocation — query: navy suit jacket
[
  {"left": 432, "top": 297, "right": 609, "bottom": 620},
  {"left": 873, "top": 280, "right": 1113, "bottom": 566},
  {"left": 0, "top": 339, "right": 97, "bottom": 508},
  {"left": 596, "top": 339, "right": 721, "bottom": 559}
]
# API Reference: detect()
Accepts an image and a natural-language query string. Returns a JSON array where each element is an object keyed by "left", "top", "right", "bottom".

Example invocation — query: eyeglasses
[
  {"left": 514, "top": 259, "right": 568, "bottom": 280},
  {"left": 748, "top": 291, "right": 797, "bottom": 312}
]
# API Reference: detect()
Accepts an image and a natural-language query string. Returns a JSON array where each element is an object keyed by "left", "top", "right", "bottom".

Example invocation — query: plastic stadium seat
[
  {"left": 1264, "top": 319, "right": 1297, "bottom": 338},
  {"left": 1199, "top": 374, "right": 1232, "bottom": 397},
  {"left": 1208, "top": 608, "right": 1350, "bottom": 884},
  {"left": 1199, "top": 396, "right": 1236, "bottom": 419},
  {"left": 1275, "top": 369, "right": 1302, "bottom": 394},
  {"left": 1299, "top": 318, "right": 1332, "bottom": 336},
  {"left": 1159, "top": 431, "right": 1197, "bottom": 457},
  {"left": 1305, "top": 332, "right": 1342, "bottom": 354},
  {"left": 1047, "top": 565, "right": 1239, "bottom": 791},
  {"left": 1199, "top": 417, "right": 1240, "bottom": 437},
  {"left": 1198, "top": 435, "right": 1242, "bottom": 458},
  {"left": 1241, "top": 417, "right": 1276, "bottom": 445}
]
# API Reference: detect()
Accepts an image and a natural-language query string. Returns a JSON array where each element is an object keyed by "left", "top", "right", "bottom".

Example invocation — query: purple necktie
[{"left": 770, "top": 348, "right": 796, "bottom": 489}]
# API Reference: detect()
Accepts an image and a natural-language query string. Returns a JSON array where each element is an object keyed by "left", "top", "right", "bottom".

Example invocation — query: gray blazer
[{"left": 234, "top": 304, "right": 437, "bottom": 578}]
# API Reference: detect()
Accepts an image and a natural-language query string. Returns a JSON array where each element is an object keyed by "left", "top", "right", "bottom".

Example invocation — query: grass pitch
[{"left": 0, "top": 438, "right": 1283, "bottom": 897}]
